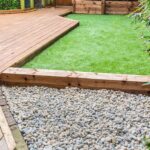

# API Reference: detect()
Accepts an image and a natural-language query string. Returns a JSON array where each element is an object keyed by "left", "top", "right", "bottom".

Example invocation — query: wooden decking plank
[
  {"left": 0, "top": 15, "right": 58, "bottom": 44},
  {"left": 0, "top": 13, "right": 45, "bottom": 32},
  {"left": 0, "top": 21, "right": 78, "bottom": 71},
  {"left": 0, "top": 16, "right": 66, "bottom": 51},
  {"left": 0, "top": 8, "right": 72, "bottom": 29},
  {"left": 0, "top": 7, "right": 72, "bottom": 24},
  {"left": 0, "top": 107, "right": 16, "bottom": 150},
  {"left": 0, "top": 100, "right": 6, "bottom": 106},
  {"left": 0, "top": 16, "right": 65, "bottom": 47},
  {"left": 0, "top": 21, "right": 78, "bottom": 70},
  {"left": 0, "top": 17, "right": 72, "bottom": 53},
  {"left": 10, "top": 125, "right": 28, "bottom": 150},
  {"left": 0, "top": 136, "right": 9, "bottom": 150},
  {"left": 0, "top": 90, "right": 6, "bottom": 106},
  {"left": 0, "top": 8, "right": 72, "bottom": 43},
  {"left": 2, "top": 106, "right": 16, "bottom": 126},
  {"left": 0, "top": 88, "right": 28, "bottom": 150},
  {"left": 0, "top": 14, "right": 65, "bottom": 39},
  {"left": 0, "top": 128, "right": 3, "bottom": 139},
  {"left": 0, "top": 8, "right": 77, "bottom": 73},
  {"left": 0, "top": 18, "right": 71, "bottom": 58},
  {"left": 0, "top": 19, "right": 73, "bottom": 66}
]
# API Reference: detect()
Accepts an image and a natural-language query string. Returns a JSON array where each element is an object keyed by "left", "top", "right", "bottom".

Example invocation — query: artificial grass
[{"left": 24, "top": 14, "right": 150, "bottom": 75}]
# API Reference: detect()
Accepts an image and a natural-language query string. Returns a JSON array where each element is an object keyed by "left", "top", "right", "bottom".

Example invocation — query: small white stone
[
  {"left": 1, "top": 86, "right": 149, "bottom": 150},
  {"left": 43, "top": 145, "right": 53, "bottom": 150}
]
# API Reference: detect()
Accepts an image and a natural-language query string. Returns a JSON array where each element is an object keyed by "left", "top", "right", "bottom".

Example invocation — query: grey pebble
[{"left": 1, "top": 86, "right": 150, "bottom": 150}]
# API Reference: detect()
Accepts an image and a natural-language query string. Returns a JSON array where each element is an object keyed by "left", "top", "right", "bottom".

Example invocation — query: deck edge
[{"left": 7, "top": 21, "right": 79, "bottom": 70}]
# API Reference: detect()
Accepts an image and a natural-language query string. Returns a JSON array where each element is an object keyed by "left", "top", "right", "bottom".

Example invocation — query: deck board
[
  {"left": 0, "top": 107, "right": 16, "bottom": 150},
  {"left": 0, "top": 8, "right": 78, "bottom": 149},
  {"left": 0, "top": 7, "right": 78, "bottom": 72}
]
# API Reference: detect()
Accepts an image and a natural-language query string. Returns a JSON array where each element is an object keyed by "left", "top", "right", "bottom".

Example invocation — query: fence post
[
  {"left": 72, "top": 0, "right": 76, "bottom": 12},
  {"left": 20, "top": 0, "right": 25, "bottom": 10},
  {"left": 30, "top": 0, "right": 34, "bottom": 8},
  {"left": 101, "top": 0, "right": 106, "bottom": 14},
  {"left": 42, "top": 0, "right": 46, "bottom": 7}
]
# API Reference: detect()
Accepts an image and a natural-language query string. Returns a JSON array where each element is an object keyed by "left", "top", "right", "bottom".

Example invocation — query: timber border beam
[{"left": 1, "top": 67, "right": 150, "bottom": 95}]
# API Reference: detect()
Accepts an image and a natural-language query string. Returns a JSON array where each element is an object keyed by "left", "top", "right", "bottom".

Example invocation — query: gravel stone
[{"left": 1, "top": 86, "right": 150, "bottom": 150}]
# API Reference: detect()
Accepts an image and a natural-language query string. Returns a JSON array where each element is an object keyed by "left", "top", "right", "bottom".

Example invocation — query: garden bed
[{"left": 74, "top": 0, "right": 139, "bottom": 14}]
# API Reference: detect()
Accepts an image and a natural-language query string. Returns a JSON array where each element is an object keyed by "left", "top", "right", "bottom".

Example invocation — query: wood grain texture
[
  {"left": 101, "top": 0, "right": 106, "bottom": 14},
  {"left": 0, "top": 8, "right": 36, "bottom": 14},
  {"left": 10, "top": 125, "right": 28, "bottom": 150},
  {"left": 0, "top": 107, "right": 16, "bottom": 150},
  {"left": 0, "top": 136, "right": 9, "bottom": 150},
  {"left": 75, "top": 1, "right": 102, "bottom": 14},
  {"left": 56, "top": 0, "right": 72, "bottom": 6},
  {"left": 2, "top": 106, "right": 16, "bottom": 126},
  {"left": 2, "top": 68, "right": 150, "bottom": 94},
  {"left": 74, "top": 0, "right": 139, "bottom": 14},
  {"left": 0, "top": 8, "right": 78, "bottom": 73},
  {"left": 0, "top": 90, "right": 27, "bottom": 150}
]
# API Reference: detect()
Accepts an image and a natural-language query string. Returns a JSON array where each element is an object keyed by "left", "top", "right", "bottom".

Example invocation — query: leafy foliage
[
  {"left": 131, "top": 0, "right": 150, "bottom": 55},
  {"left": 138, "top": 0, "right": 150, "bottom": 25},
  {"left": 0, "top": 0, "right": 20, "bottom": 10},
  {"left": 144, "top": 136, "right": 150, "bottom": 150},
  {"left": 143, "top": 82, "right": 150, "bottom": 86}
]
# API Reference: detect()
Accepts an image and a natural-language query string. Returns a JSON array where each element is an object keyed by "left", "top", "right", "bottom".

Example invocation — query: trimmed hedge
[{"left": 0, "top": 0, "right": 20, "bottom": 10}]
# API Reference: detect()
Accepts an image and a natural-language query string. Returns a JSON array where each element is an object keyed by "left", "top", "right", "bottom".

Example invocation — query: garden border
[
  {"left": 1, "top": 67, "right": 150, "bottom": 95},
  {"left": 0, "top": 88, "right": 28, "bottom": 150},
  {"left": 73, "top": 0, "right": 139, "bottom": 14},
  {"left": 0, "top": 8, "right": 36, "bottom": 14}
]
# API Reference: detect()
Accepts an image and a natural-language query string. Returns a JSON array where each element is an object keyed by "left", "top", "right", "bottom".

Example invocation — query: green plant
[
  {"left": 131, "top": 0, "right": 150, "bottom": 55},
  {"left": 143, "top": 82, "right": 150, "bottom": 85},
  {"left": 138, "top": 0, "right": 150, "bottom": 25},
  {"left": 144, "top": 136, "right": 150, "bottom": 150},
  {"left": 0, "top": 0, "right": 20, "bottom": 10}
]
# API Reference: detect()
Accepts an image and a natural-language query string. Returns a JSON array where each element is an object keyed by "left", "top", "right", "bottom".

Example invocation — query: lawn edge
[{"left": 1, "top": 67, "right": 150, "bottom": 94}]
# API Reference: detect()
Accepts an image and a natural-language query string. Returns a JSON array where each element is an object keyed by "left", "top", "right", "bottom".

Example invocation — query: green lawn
[{"left": 24, "top": 14, "right": 150, "bottom": 75}]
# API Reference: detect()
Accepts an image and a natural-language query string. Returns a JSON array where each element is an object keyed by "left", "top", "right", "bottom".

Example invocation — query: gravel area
[{"left": 2, "top": 86, "right": 150, "bottom": 150}]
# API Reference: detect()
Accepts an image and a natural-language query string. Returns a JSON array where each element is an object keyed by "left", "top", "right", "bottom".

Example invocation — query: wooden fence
[{"left": 73, "top": 0, "right": 139, "bottom": 14}]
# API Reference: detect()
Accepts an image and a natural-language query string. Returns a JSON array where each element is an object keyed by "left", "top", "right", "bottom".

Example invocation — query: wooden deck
[
  {"left": 0, "top": 7, "right": 78, "bottom": 149},
  {"left": 0, "top": 7, "right": 78, "bottom": 72}
]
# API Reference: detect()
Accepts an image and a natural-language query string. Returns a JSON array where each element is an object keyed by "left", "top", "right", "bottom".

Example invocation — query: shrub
[
  {"left": 143, "top": 136, "right": 150, "bottom": 150},
  {"left": 0, "top": 0, "right": 20, "bottom": 10},
  {"left": 138, "top": 0, "right": 150, "bottom": 25},
  {"left": 131, "top": 0, "right": 150, "bottom": 55}
]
